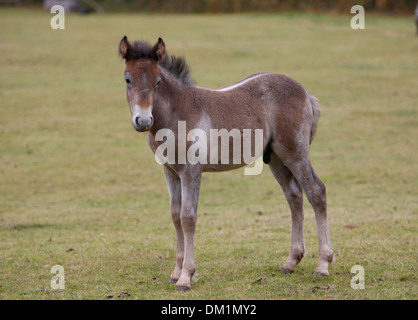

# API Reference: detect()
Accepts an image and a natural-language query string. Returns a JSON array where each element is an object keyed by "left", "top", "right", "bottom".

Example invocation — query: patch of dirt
[{"left": 310, "top": 284, "right": 338, "bottom": 292}]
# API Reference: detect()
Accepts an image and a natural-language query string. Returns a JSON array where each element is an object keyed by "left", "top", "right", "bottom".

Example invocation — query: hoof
[
  {"left": 175, "top": 285, "right": 191, "bottom": 292},
  {"left": 314, "top": 270, "right": 330, "bottom": 276}
]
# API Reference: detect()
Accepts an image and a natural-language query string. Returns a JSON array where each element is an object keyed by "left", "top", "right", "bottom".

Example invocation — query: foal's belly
[{"left": 201, "top": 162, "right": 249, "bottom": 173}]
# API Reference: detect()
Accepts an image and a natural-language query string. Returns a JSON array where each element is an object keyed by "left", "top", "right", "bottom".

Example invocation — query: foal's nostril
[{"left": 135, "top": 116, "right": 140, "bottom": 126}]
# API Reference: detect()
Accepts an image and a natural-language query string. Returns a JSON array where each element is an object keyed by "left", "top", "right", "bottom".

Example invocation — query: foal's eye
[
  {"left": 155, "top": 78, "right": 161, "bottom": 87},
  {"left": 124, "top": 74, "right": 132, "bottom": 86}
]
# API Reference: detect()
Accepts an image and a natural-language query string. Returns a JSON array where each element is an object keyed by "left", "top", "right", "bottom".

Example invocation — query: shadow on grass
[{"left": 9, "top": 223, "right": 59, "bottom": 231}]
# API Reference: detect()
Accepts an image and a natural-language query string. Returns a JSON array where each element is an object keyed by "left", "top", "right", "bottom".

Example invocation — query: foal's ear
[
  {"left": 152, "top": 37, "right": 166, "bottom": 61},
  {"left": 119, "top": 36, "right": 132, "bottom": 60}
]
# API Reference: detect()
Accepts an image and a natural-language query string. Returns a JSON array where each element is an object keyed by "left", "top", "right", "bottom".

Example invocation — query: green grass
[{"left": 0, "top": 8, "right": 417, "bottom": 300}]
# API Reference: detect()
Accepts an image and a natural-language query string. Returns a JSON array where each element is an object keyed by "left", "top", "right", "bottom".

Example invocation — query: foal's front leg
[
  {"left": 175, "top": 167, "right": 202, "bottom": 291},
  {"left": 163, "top": 167, "right": 183, "bottom": 284}
]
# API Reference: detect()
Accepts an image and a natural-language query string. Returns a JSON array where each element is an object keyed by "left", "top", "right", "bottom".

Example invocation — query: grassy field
[{"left": 0, "top": 8, "right": 417, "bottom": 300}]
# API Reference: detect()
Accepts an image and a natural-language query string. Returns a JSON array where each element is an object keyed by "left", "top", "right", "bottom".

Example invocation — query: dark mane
[{"left": 130, "top": 40, "right": 195, "bottom": 87}]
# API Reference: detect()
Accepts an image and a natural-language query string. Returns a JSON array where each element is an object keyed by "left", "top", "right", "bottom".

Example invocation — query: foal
[{"left": 119, "top": 36, "right": 333, "bottom": 291}]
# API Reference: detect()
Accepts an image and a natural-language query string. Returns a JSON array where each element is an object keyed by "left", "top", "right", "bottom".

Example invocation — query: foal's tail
[{"left": 309, "top": 93, "right": 321, "bottom": 144}]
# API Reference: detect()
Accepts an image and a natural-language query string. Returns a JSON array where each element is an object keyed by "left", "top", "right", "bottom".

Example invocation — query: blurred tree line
[{"left": 20, "top": 0, "right": 418, "bottom": 14}]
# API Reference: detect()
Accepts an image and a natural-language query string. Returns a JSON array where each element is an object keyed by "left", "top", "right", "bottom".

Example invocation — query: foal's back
[{"left": 192, "top": 72, "right": 313, "bottom": 148}]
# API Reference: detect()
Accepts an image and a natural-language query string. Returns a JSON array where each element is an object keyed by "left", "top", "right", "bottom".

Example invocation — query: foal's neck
[{"left": 150, "top": 68, "right": 194, "bottom": 134}]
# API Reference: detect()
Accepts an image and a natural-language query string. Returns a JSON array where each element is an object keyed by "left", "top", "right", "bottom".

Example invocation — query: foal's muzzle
[{"left": 133, "top": 115, "right": 154, "bottom": 132}]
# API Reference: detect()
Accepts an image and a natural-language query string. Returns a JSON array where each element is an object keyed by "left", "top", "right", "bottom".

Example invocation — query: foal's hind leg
[
  {"left": 268, "top": 153, "right": 305, "bottom": 273},
  {"left": 287, "top": 159, "right": 333, "bottom": 276}
]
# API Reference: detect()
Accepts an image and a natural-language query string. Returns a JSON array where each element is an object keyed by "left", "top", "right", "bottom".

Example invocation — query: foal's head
[{"left": 119, "top": 36, "right": 165, "bottom": 132}]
